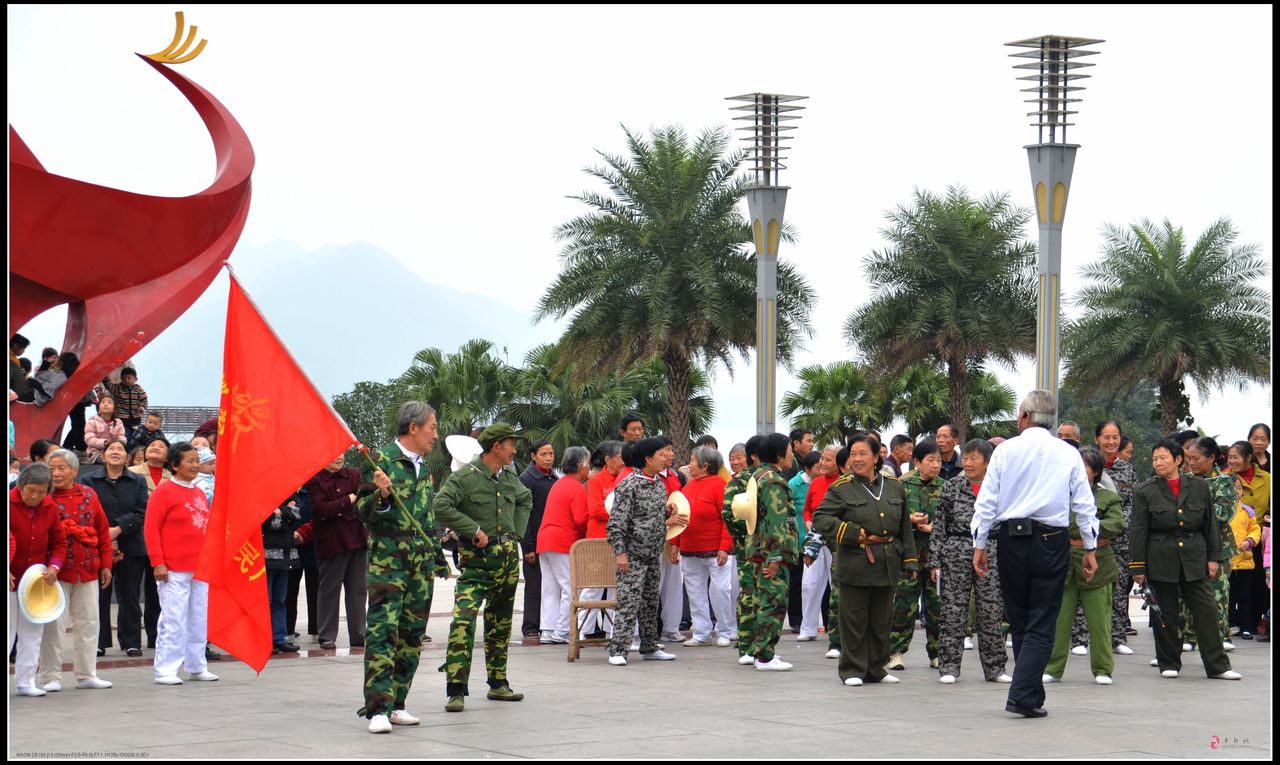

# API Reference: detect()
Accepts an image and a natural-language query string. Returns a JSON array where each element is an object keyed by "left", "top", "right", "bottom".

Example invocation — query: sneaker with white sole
[
  {"left": 185, "top": 671, "right": 219, "bottom": 682},
  {"left": 885, "top": 653, "right": 905, "bottom": 671},
  {"left": 715, "top": 637, "right": 733, "bottom": 648},
  {"left": 1095, "top": 675, "right": 1113, "bottom": 685},
  {"left": 683, "top": 637, "right": 711, "bottom": 647},
  {"left": 1114, "top": 644, "right": 1133, "bottom": 655},
  {"left": 368, "top": 714, "right": 392, "bottom": 734},
  {"left": 1210, "top": 670, "right": 1242, "bottom": 680},
  {"left": 992, "top": 674, "right": 1012, "bottom": 683},
  {"left": 796, "top": 635, "right": 817, "bottom": 642},
  {"left": 963, "top": 637, "right": 974, "bottom": 650},
  {"left": 642, "top": 650, "right": 676, "bottom": 661},
  {"left": 1161, "top": 670, "right": 1179, "bottom": 678},
  {"left": 41, "top": 679, "right": 62, "bottom": 692},
  {"left": 1149, "top": 659, "right": 1159, "bottom": 667},
  {"left": 929, "top": 657, "right": 940, "bottom": 669},
  {"left": 755, "top": 657, "right": 793, "bottom": 671},
  {"left": 738, "top": 654, "right": 756, "bottom": 665},
  {"left": 607, "top": 655, "right": 627, "bottom": 666},
  {"left": 1042, "top": 674, "right": 1059, "bottom": 683},
  {"left": 880, "top": 674, "right": 900, "bottom": 684},
  {"left": 825, "top": 648, "right": 841, "bottom": 659},
  {"left": 939, "top": 674, "right": 957, "bottom": 684},
  {"left": 389, "top": 710, "right": 420, "bottom": 725},
  {"left": 1181, "top": 642, "right": 1194, "bottom": 652},
  {"left": 1223, "top": 641, "right": 1236, "bottom": 652},
  {"left": 154, "top": 675, "right": 183, "bottom": 685},
  {"left": 1229, "top": 626, "right": 1241, "bottom": 636},
  {"left": 75, "top": 676, "right": 112, "bottom": 689},
  {"left": 1070, "top": 645, "right": 1088, "bottom": 656},
  {"left": 660, "top": 632, "right": 685, "bottom": 642},
  {"left": 1005, "top": 638, "right": 1013, "bottom": 647},
  {"left": 629, "top": 643, "right": 640, "bottom": 651},
  {"left": 844, "top": 677, "right": 863, "bottom": 686},
  {"left": 15, "top": 685, "right": 47, "bottom": 697}
]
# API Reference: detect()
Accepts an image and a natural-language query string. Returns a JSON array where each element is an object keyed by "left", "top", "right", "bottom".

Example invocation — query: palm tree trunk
[
  {"left": 946, "top": 355, "right": 971, "bottom": 444},
  {"left": 664, "top": 350, "right": 693, "bottom": 467},
  {"left": 1158, "top": 380, "right": 1181, "bottom": 435}
]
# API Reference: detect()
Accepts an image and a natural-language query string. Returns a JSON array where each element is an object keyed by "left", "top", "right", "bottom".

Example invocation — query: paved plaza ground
[{"left": 9, "top": 577, "right": 1272, "bottom": 759}]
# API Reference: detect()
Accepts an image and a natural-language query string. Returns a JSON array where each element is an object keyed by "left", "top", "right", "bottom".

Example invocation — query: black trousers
[
  {"left": 995, "top": 522, "right": 1069, "bottom": 710},
  {"left": 521, "top": 557, "right": 541, "bottom": 636},
  {"left": 787, "top": 562, "right": 804, "bottom": 629},
  {"left": 99, "top": 555, "right": 152, "bottom": 650},
  {"left": 286, "top": 564, "right": 319, "bottom": 636}
]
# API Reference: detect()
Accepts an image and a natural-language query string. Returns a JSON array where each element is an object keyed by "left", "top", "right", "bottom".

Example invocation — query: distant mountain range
[{"left": 129, "top": 241, "right": 560, "bottom": 406}]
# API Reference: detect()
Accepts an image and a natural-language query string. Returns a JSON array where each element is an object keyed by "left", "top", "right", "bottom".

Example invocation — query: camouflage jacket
[
  {"left": 1204, "top": 468, "right": 1240, "bottom": 560},
  {"left": 434, "top": 456, "right": 532, "bottom": 544},
  {"left": 929, "top": 474, "right": 981, "bottom": 565},
  {"left": 748, "top": 466, "right": 799, "bottom": 566},
  {"left": 607, "top": 470, "right": 670, "bottom": 561},
  {"left": 721, "top": 469, "right": 752, "bottom": 551},
  {"left": 356, "top": 441, "right": 447, "bottom": 573},
  {"left": 900, "top": 473, "right": 944, "bottom": 565},
  {"left": 1103, "top": 458, "right": 1138, "bottom": 525},
  {"left": 811, "top": 473, "right": 917, "bottom": 586}
]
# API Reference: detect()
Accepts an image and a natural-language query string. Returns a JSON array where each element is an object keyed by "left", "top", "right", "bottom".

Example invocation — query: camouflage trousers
[
  {"left": 608, "top": 556, "right": 662, "bottom": 657},
  {"left": 358, "top": 548, "right": 433, "bottom": 718},
  {"left": 749, "top": 563, "right": 789, "bottom": 663},
  {"left": 735, "top": 556, "right": 757, "bottom": 657},
  {"left": 889, "top": 570, "right": 940, "bottom": 658},
  {"left": 1182, "top": 557, "right": 1231, "bottom": 643},
  {"left": 440, "top": 540, "right": 520, "bottom": 697},
  {"left": 1071, "top": 536, "right": 1133, "bottom": 648},
  {"left": 936, "top": 542, "right": 1006, "bottom": 679}
]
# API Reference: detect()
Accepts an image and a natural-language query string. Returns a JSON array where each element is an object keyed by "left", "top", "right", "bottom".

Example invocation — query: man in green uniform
[
  {"left": 434, "top": 423, "right": 533, "bottom": 712},
  {"left": 356, "top": 401, "right": 451, "bottom": 734},
  {"left": 888, "top": 439, "right": 944, "bottom": 670}
]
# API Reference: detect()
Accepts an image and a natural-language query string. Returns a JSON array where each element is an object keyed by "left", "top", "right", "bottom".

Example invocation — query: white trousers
[
  {"left": 658, "top": 551, "right": 684, "bottom": 633},
  {"left": 154, "top": 572, "right": 209, "bottom": 678},
  {"left": 576, "top": 588, "right": 615, "bottom": 638},
  {"left": 800, "top": 547, "right": 833, "bottom": 638},
  {"left": 38, "top": 581, "right": 100, "bottom": 682},
  {"left": 680, "top": 555, "right": 738, "bottom": 641},
  {"left": 9, "top": 592, "right": 46, "bottom": 688},
  {"left": 538, "top": 552, "right": 572, "bottom": 635}
]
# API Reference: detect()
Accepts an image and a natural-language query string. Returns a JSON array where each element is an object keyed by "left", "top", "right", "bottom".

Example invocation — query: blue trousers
[{"left": 267, "top": 569, "right": 290, "bottom": 645}]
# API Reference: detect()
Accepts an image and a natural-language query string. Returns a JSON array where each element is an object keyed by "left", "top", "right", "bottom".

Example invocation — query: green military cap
[{"left": 478, "top": 422, "right": 521, "bottom": 449}]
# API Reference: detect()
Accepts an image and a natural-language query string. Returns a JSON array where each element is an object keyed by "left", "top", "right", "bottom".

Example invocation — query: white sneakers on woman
[
  {"left": 368, "top": 714, "right": 392, "bottom": 734},
  {"left": 844, "top": 677, "right": 863, "bottom": 686},
  {"left": 755, "top": 657, "right": 793, "bottom": 671},
  {"left": 1095, "top": 675, "right": 1113, "bottom": 685},
  {"left": 939, "top": 674, "right": 957, "bottom": 684},
  {"left": 738, "top": 654, "right": 756, "bottom": 665},
  {"left": 1114, "top": 644, "right": 1134, "bottom": 655},
  {"left": 825, "top": 648, "right": 841, "bottom": 659}
]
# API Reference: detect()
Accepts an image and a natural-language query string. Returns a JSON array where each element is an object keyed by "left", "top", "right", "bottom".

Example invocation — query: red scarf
[
  {"left": 1105, "top": 456, "right": 1118, "bottom": 468},
  {"left": 149, "top": 465, "right": 164, "bottom": 487},
  {"left": 1167, "top": 476, "right": 1181, "bottom": 498},
  {"left": 60, "top": 517, "right": 98, "bottom": 546}
]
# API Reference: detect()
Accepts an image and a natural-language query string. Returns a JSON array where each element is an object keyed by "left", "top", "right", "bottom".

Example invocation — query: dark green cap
[{"left": 478, "top": 422, "right": 520, "bottom": 449}]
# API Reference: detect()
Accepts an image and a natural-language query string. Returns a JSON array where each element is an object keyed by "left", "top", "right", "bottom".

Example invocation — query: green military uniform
[
  {"left": 747, "top": 465, "right": 800, "bottom": 663},
  {"left": 721, "top": 468, "right": 755, "bottom": 658},
  {"left": 434, "top": 449, "right": 532, "bottom": 702},
  {"left": 813, "top": 473, "right": 917, "bottom": 683},
  {"left": 889, "top": 474, "right": 943, "bottom": 662},
  {"left": 355, "top": 441, "right": 450, "bottom": 720},
  {"left": 1130, "top": 474, "right": 1231, "bottom": 676},
  {"left": 1046, "top": 486, "right": 1125, "bottom": 679},
  {"left": 1181, "top": 468, "right": 1238, "bottom": 644}
]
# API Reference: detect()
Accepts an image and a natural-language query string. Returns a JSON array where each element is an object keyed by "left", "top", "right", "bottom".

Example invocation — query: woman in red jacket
[
  {"left": 9, "top": 463, "right": 69, "bottom": 697},
  {"left": 671, "top": 446, "right": 734, "bottom": 647},
  {"left": 36, "top": 450, "right": 114, "bottom": 691},
  {"left": 535, "top": 447, "right": 591, "bottom": 643}
]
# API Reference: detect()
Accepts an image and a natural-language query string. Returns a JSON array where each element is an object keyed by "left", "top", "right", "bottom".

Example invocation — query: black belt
[
  {"left": 998, "top": 520, "right": 1066, "bottom": 535},
  {"left": 1151, "top": 529, "right": 1196, "bottom": 540}
]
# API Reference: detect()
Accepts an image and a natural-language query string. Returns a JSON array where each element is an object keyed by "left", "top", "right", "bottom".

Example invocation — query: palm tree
[
  {"left": 1062, "top": 217, "right": 1270, "bottom": 434},
  {"left": 844, "top": 187, "right": 1037, "bottom": 443},
  {"left": 780, "top": 362, "right": 887, "bottom": 446},
  {"left": 536, "top": 125, "right": 816, "bottom": 464},
  {"left": 626, "top": 357, "right": 716, "bottom": 443},
  {"left": 872, "top": 362, "right": 1017, "bottom": 439},
  {"left": 504, "top": 343, "right": 638, "bottom": 454}
]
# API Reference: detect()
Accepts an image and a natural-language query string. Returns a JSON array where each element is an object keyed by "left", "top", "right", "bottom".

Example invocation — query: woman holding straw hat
[{"left": 9, "top": 463, "right": 68, "bottom": 697}]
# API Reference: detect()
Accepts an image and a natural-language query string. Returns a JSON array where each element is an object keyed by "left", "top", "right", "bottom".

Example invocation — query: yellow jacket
[
  {"left": 1230, "top": 503, "right": 1262, "bottom": 570},
  {"left": 1236, "top": 468, "right": 1271, "bottom": 524}
]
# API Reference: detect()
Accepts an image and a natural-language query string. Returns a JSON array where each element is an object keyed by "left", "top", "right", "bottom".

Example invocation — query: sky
[{"left": 8, "top": 4, "right": 1273, "bottom": 446}]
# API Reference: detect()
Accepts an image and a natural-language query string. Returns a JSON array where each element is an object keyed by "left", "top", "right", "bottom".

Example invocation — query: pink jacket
[{"left": 83, "top": 415, "right": 125, "bottom": 463}]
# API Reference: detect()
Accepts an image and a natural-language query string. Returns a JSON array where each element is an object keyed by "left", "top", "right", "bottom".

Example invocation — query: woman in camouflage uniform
[{"left": 746, "top": 433, "right": 801, "bottom": 671}]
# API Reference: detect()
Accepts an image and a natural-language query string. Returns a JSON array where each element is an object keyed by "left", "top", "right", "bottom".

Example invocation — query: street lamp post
[
  {"left": 727, "top": 92, "right": 806, "bottom": 435},
  {"left": 1007, "top": 35, "right": 1102, "bottom": 414}
]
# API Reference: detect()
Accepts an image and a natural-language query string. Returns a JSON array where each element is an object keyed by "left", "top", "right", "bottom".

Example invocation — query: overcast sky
[{"left": 9, "top": 4, "right": 1273, "bottom": 445}]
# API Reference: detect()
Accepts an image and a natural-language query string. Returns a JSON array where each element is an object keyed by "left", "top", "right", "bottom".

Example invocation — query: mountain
[{"left": 129, "top": 240, "right": 559, "bottom": 406}]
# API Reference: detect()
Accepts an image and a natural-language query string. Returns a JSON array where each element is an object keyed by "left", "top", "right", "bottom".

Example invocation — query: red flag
[{"left": 195, "top": 273, "right": 355, "bottom": 672}]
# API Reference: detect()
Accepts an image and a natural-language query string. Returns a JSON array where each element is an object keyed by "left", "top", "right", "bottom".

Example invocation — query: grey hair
[
  {"left": 1059, "top": 420, "right": 1081, "bottom": 438},
  {"left": 692, "top": 446, "right": 723, "bottom": 477},
  {"left": 17, "top": 462, "right": 53, "bottom": 489},
  {"left": 1018, "top": 390, "right": 1057, "bottom": 430},
  {"left": 561, "top": 446, "right": 590, "bottom": 475},
  {"left": 47, "top": 448, "right": 80, "bottom": 471},
  {"left": 395, "top": 401, "right": 436, "bottom": 436},
  {"left": 728, "top": 443, "right": 746, "bottom": 457}
]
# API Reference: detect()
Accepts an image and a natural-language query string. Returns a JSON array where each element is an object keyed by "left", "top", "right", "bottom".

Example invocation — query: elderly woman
[
  {"left": 1180, "top": 437, "right": 1239, "bottom": 652},
  {"left": 1131, "top": 439, "right": 1240, "bottom": 680},
  {"left": 9, "top": 463, "right": 69, "bottom": 697},
  {"left": 579, "top": 441, "right": 624, "bottom": 638},
  {"left": 83, "top": 439, "right": 150, "bottom": 658},
  {"left": 1044, "top": 447, "right": 1125, "bottom": 685},
  {"left": 144, "top": 442, "right": 218, "bottom": 684},
  {"left": 1247, "top": 424, "right": 1271, "bottom": 473},
  {"left": 130, "top": 437, "right": 172, "bottom": 492},
  {"left": 36, "top": 449, "right": 114, "bottom": 691},
  {"left": 536, "top": 446, "right": 591, "bottom": 644},
  {"left": 813, "top": 434, "right": 916, "bottom": 686},
  {"left": 83, "top": 394, "right": 126, "bottom": 464},
  {"left": 799, "top": 445, "right": 840, "bottom": 643},
  {"left": 673, "top": 446, "right": 735, "bottom": 648},
  {"left": 929, "top": 439, "right": 1011, "bottom": 685}
]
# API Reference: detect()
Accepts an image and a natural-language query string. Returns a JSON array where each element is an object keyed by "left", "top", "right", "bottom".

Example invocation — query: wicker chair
[{"left": 567, "top": 538, "right": 618, "bottom": 662}]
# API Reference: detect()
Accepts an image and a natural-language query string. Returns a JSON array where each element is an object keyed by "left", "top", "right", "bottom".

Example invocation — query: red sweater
[
  {"left": 586, "top": 469, "right": 620, "bottom": 539},
  {"left": 144, "top": 480, "right": 211, "bottom": 571},
  {"left": 48, "top": 485, "right": 113, "bottom": 583},
  {"left": 9, "top": 487, "right": 69, "bottom": 589},
  {"left": 673, "top": 475, "right": 731, "bottom": 553},
  {"left": 803, "top": 473, "right": 838, "bottom": 527},
  {"left": 537, "top": 476, "right": 589, "bottom": 554}
]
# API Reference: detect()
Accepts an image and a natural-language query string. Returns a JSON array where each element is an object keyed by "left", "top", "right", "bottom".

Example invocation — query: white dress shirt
[{"left": 970, "top": 426, "right": 1098, "bottom": 550}]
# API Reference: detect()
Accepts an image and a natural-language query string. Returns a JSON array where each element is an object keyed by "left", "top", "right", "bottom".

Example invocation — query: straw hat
[
  {"left": 665, "top": 490, "right": 691, "bottom": 541},
  {"left": 731, "top": 477, "right": 758, "bottom": 536},
  {"left": 18, "top": 564, "right": 66, "bottom": 624},
  {"left": 445, "top": 435, "right": 484, "bottom": 472}
]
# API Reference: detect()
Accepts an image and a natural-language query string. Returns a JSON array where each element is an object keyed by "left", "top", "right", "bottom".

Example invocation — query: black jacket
[
  {"left": 262, "top": 490, "right": 304, "bottom": 571},
  {"left": 82, "top": 467, "right": 150, "bottom": 558},
  {"left": 518, "top": 464, "right": 558, "bottom": 555}
]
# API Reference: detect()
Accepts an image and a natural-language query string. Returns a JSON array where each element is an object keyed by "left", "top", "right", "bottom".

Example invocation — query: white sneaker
[
  {"left": 844, "top": 677, "right": 863, "bottom": 686},
  {"left": 992, "top": 673, "right": 1013, "bottom": 683},
  {"left": 825, "top": 648, "right": 841, "bottom": 659},
  {"left": 389, "top": 709, "right": 420, "bottom": 725},
  {"left": 738, "top": 654, "right": 756, "bottom": 665},
  {"left": 1042, "top": 674, "right": 1059, "bottom": 683},
  {"left": 1210, "top": 670, "right": 1242, "bottom": 680},
  {"left": 15, "top": 685, "right": 47, "bottom": 697},
  {"left": 607, "top": 655, "right": 627, "bottom": 666},
  {"left": 885, "top": 653, "right": 905, "bottom": 671},
  {"left": 683, "top": 637, "right": 711, "bottom": 647},
  {"left": 796, "top": 634, "right": 817, "bottom": 642},
  {"left": 715, "top": 637, "right": 733, "bottom": 648},
  {"left": 1070, "top": 645, "right": 1088, "bottom": 656},
  {"left": 75, "top": 676, "right": 112, "bottom": 689},
  {"left": 755, "top": 657, "right": 793, "bottom": 671},
  {"left": 939, "top": 674, "right": 957, "bottom": 684},
  {"left": 929, "top": 657, "right": 940, "bottom": 669},
  {"left": 1223, "top": 641, "right": 1236, "bottom": 652},
  {"left": 185, "top": 671, "right": 218, "bottom": 682},
  {"left": 1095, "top": 675, "right": 1113, "bottom": 685},
  {"left": 368, "top": 714, "right": 392, "bottom": 734},
  {"left": 1161, "top": 669, "right": 1179, "bottom": 679},
  {"left": 1114, "top": 644, "right": 1134, "bottom": 655},
  {"left": 41, "top": 679, "right": 62, "bottom": 692},
  {"left": 154, "top": 675, "right": 183, "bottom": 685},
  {"left": 1005, "top": 638, "right": 1013, "bottom": 647},
  {"left": 629, "top": 643, "right": 640, "bottom": 651},
  {"left": 880, "top": 674, "right": 900, "bottom": 684},
  {"left": 963, "top": 636, "right": 974, "bottom": 650},
  {"left": 642, "top": 650, "right": 676, "bottom": 661},
  {"left": 660, "top": 632, "right": 684, "bottom": 642},
  {"left": 1149, "top": 658, "right": 1159, "bottom": 667},
  {"left": 1181, "top": 642, "right": 1193, "bottom": 652},
  {"left": 540, "top": 631, "right": 567, "bottom": 644}
]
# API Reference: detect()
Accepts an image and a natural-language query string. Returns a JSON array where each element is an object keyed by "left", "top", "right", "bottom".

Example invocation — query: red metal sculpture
[{"left": 10, "top": 15, "right": 254, "bottom": 459}]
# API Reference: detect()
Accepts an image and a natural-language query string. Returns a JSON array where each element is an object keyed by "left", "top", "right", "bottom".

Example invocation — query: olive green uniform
[{"left": 1046, "top": 486, "right": 1124, "bottom": 678}]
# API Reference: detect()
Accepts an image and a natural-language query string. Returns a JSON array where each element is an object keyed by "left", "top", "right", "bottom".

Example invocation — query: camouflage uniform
[
  {"left": 721, "top": 469, "right": 755, "bottom": 658},
  {"left": 607, "top": 471, "right": 672, "bottom": 657},
  {"left": 1074, "top": 459, "right": 1138, "bottom": 648},
  {"left": 1182, "top": 468, "right": 1238, "bottom": 643},
  {"left": 434, "top": 456, "right": 532, "bottom": 698},
  {"left": 355, "top": 442, "right": 450, "bottom": 720},
  {"left": 930, "top": 475, "right": 1007, "bottom": 680},
  {"left": 747, "top": 465, "right": 800, "bottom": 663},
  {"left": 890, "top": 474, "right": 944, "bottom": 660}
]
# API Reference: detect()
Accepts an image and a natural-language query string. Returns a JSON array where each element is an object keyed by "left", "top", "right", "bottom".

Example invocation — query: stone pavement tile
[{"left": 270, "top": 733, "right": 514, "bottom": 758}]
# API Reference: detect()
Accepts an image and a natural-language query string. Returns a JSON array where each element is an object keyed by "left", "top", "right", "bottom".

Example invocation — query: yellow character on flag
[
  {"left": 225, "top": 383, "right": 270, "bottom": 451},
  {"left": 233, "top": 539, "right": 266, "bottom": 580}
]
